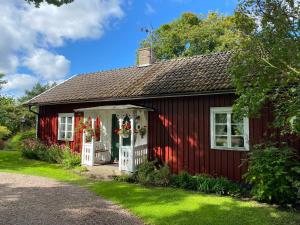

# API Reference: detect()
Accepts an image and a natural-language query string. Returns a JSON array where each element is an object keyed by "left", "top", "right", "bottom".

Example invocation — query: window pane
[
  {"left": 215, "top": 125, "right": 227, "bottom": 135},
  {"left": 215, "top": 113, "right": 227, "bottom": 123},
  {"left": 231, "top": 136, "right": 244, "bottom": 147},
  {"left": 60, "top": 124, "right": 65, "bottom": 131},
  {"left": 67, "top": 117, "right": 73, "bottom": 124},
  {"left": 231, "top": 124, "right": 244, "bottom": 135},
  {"left": 66, "top": 132, "right": 72, "bottom": 139},
  {"left": 215, "top": 136, "right": 228, "bottom": 147},
  {"left": 60, "top": 131, "right": 65, "bottom": 139},
  {"left": 231, "top": 113, "right": 242, "bottom": 123},
  {"left": 67, "top": 124, "right": 72, "bottom": 132},
  {"left": 61, "top": 117, "right": 66, "bottom": 123}
]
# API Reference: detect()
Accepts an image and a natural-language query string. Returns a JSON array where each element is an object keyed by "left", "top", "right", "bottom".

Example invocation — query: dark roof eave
[{"left": 27, "top": 89, "right": 236, "bottom": 107}]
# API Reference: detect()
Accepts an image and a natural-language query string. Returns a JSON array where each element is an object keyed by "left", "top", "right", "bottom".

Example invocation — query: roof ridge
[
  {"left": 153, "top": 51, "right": 232, "bottom": 64},
  {"left": 76, "top": 51, "right": 232, "bottom": 78}
]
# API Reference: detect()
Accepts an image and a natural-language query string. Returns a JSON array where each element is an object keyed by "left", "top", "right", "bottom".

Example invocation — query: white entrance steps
[{"left": 83, "top": 164, "right": 123, "bottom": 180}]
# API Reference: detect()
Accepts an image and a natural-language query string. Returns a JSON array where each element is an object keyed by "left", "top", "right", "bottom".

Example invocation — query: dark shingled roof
[{"left": 28, "top": 51, "right": 234, "bottom": 105}]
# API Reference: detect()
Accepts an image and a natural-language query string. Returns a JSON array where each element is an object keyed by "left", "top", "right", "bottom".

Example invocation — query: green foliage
[
  {"left": 61, "top": 147, "right": 81, "bottom": 168},
  {"left": 114, "top": 174, "right": 136, "bottom": 183},
  {"left": 245, "top": 145, "right": 300, "bottom": 206},
  {"left": 21, "top": 138, "right": 80, "bottom": 168},
  {"left": 0, "top": 126, "right": 11, "bottom": 140},
  {"left": 229, "top": 0, "right": 300, "bottom": 134},
  {"left": 0, "top": 97, "right": 35, "bottom": 134},
  {"left": 132, "top": 160, "right": 171, "bottom": 186},
  {"left": 25, "top": 0, "right": 73, "bottom": 7},
  {"left": 171, "top": 172, "right": 241, "bottom": 196},
  {"left": 1, "top": 151, "right": 299, "bottom": 225},
  {"left": 21, "top": 138, "right": 47, "bottom": 160},
  {"left": 18, "top": 82, "right": 56, "bottom": 103},
  {"left": 0, "top": 82, "right": 55, "bottom": 136},
  {"left": 141, "top": 12, "right": 240, "bottom": 60},
  {"left": 4, "top": 129, "right": 35, "bottom": 151}
]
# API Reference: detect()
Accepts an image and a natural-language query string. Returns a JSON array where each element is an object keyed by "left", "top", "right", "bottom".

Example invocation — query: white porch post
[
  {"left": 130, "top": 117, "right": 135, "bottom": 171},
  {"left": 118, "top": 117, "right": 123, "bottom": 171},
  {"left": 81, "top": 129, "right": 86, "bottom": 165},
  {"left": 90, "top": 117, "right": 95, "bottom": 166}
]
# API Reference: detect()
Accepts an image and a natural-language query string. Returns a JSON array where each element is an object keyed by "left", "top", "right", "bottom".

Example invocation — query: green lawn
[{"left": 1, "top": 150, "right": 299, "bottom": 225}]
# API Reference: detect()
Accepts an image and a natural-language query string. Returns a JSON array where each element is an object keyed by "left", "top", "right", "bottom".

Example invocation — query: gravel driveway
[{"left": 0, "top": 173, "right": 143, "bottom": 225}]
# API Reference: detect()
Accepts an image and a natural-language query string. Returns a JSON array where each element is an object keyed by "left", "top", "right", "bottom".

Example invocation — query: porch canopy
[
  {"left": 76, "top": 104, "right": 151, "bottom": 172},
  {"left": 74, "top": 104, "right": 153, "bottom": 112}
]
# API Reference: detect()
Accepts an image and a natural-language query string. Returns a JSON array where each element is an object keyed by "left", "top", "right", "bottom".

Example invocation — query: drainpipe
[{"left": 28, "top": 105, "right": 39, "bottom": 138}]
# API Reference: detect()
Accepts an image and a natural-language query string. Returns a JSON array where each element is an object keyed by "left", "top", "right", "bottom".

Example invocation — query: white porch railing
[
  {"left": 119, "top": 144, "right": 148, "bottom": 172},
  {"left": 120, "top": 146, "right": 132, "bottom": 171},
  {"left": 133, "top": 144, "right": 148, "bottom": 169},
  {"left": 81, "top": 141, "right": 94, "bottom": 166}
]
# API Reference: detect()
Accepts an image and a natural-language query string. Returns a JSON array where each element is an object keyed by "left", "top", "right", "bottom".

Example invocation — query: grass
[{"left": 1, "top": 150, "right": 300, "bottom": 225}]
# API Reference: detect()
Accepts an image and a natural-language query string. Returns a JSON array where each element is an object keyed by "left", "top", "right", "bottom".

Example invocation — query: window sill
[
  {"left": 211, "top": 147, "right": 249, "bottom": 151},
  {"left": 58, "top": 139, "right": 74, "bottom": 142}
]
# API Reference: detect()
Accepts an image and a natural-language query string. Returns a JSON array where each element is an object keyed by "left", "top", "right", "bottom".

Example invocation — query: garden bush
[
  {"left": 132, "top": 160, "right": 171, "bottom": 186},
  {"left": 245, "top": 145, "right": 300, "bottom": 206},
  {"left": 21, "top": 138, "right": 81, "bottom": 168},
  {"left": 0, "top": 126, "right": 11, "bottom": 140},
  {"left": 61, "top": 147, "right": 81, "bottom": 168},
  {"left": 4, "top": 129, "right": 35, "bottom": 151},
  {"left": 171, "top": 172, "right": 241, "bottom": 196},
  {"left": 21, "top": 138, "right": 46, "bottom": 160}
]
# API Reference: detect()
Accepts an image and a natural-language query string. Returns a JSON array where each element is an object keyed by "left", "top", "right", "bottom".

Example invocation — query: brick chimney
[{"left": 137, "top": 47, "right": 155, "bottom": 66}]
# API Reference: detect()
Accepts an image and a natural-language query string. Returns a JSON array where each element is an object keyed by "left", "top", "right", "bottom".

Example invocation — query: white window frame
[
  {"left": 210, "top": 107, "right": 249, "bottom": 151},
  {"left": 58, "top": 113, "right": 75, "bottom": 141}
]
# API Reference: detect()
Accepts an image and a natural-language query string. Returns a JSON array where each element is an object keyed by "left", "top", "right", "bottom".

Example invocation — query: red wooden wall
[{"left": 37, "top": 94, "right": 300, "bottom": 181}]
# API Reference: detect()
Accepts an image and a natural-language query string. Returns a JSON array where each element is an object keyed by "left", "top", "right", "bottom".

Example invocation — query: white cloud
[
  {"left": 23, "top": 0, "right": 124, "bottom": 46},
  {"left": 24, "top": 49, "right": 70, "bottom": 80},
  {"left": 145, "top": 3, "right": 155, "bottom": 15},
  {"left": 2, "top": 74, "right": 38, "bottom": 97},
  {"left": 0, "top": 0, "right": 124, "bottom": 96}
]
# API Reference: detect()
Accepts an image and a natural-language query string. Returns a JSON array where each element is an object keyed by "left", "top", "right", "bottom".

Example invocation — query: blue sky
[{"left": 1, "top": 0, "right": 237, "bottom": 97}]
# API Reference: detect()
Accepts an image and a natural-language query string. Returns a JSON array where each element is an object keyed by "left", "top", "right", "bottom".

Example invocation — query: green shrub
[
  {"left": 21, "top": 138, "right": 46, "bottom": 160},
  {"left": 21, "top": 138, "right": 80, "bottom": 168},
  {"left": 4, "top": 129, "right": 35, "bottom": 151},
  {"left": 45, "top": 144, "right": 64, "bottom": 163},
  {"left": 245, "top": 145, "right": 300, "bottom": 206},
  {"left": 133, "top": 160, "right": 171, "bottom": 186},
  {"left": 61, "top": 147, "right": 81, "bottom": 168},
  {"left": 114, "top": 174, "right": 137, "bottom": 183},
  {"left": 0, "top": 126, "right": 11, "bottom": 140},
  {"left": 170, "top": 171, "right": 198, "bottom": 190},
  {"left": 171, "top": 172, "right": 241, "bottom": 196}
]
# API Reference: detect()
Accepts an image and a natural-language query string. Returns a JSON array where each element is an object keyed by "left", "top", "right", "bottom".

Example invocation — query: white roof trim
[{"left": 74, "top": 104, "right": 153, "bottom": 112}]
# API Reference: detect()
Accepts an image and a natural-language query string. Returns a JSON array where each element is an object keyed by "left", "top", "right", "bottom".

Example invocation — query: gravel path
[{"left": 0, "top": 173, "right": 143, "bottom": 225}]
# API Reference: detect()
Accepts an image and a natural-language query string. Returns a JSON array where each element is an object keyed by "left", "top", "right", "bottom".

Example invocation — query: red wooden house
[{"left": 26, "top": 49, "right": 299, "bottom": 181}]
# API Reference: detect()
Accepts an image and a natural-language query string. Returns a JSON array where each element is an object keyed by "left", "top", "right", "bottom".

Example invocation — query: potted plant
[
  {"left": 76, "top": 117, "right": 100, "bottom": 142},
  {"left": 115, "top": 121, "right": 131, "bottom": 138},
  {"left": 136, "top": 125, "right": 147, "bottom": 138}
]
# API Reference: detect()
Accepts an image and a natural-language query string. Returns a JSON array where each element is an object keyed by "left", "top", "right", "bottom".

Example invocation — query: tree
[
  {"left": 229, "top": 0, "right": 300, "bottom": 134},
  {"left": 19, "top": 82, "right": 56, "bottom": 103},
  {"left": 141, "top": 12, "right": 240, "bottom": 60},
  {"left": 0, "top": 74, "right": 6, "bottom": 91},
  {"left": 0, "top": 97, "right": 33, "bottom": 134},
  {"left": 25, "top": 0, "right": 73, "bottom": 7},
  {"left": 0, "top": 82, "right": 56, "bottom": 134}
]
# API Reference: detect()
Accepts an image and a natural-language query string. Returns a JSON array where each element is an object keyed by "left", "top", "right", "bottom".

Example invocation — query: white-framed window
[
  {"left": 58, "top": 113, "right": 74, "bottom": 141},
  {"left": 210, "top": 107, "right": 249, "bottom": 151}
]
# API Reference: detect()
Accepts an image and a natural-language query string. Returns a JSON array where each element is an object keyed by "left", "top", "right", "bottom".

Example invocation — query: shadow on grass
[
  {"left": 1, "top": 151, "right": 300, "bottom": 225},
  {"left": 88, "top": 181, "right": 300, "bottom": 225}
]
